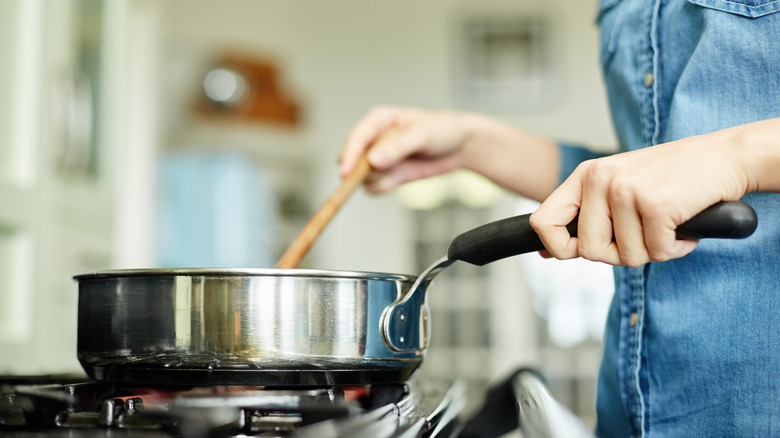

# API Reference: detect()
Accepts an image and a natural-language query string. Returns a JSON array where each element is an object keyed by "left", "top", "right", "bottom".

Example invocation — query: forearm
[{"left": 456, "top": 114, "right": 561, "bottom": 203}]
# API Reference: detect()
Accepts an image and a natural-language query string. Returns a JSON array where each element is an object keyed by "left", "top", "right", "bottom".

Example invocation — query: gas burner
[{"left": 0, "top": 375, "right": 464, "bottom": 437}]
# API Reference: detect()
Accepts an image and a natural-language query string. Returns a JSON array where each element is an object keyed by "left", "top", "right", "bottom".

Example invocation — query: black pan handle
[{"left": 448, "top": 200, "right": 758, "bottom": 266}]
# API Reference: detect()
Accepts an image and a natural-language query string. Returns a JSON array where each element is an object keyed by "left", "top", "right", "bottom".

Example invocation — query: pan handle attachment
[
  {"left": 381, "top": 256, "right": 453, "bottom": 353},
  {"left": 448, "top": 200, "right": 758, "bottom": 266},
  {"left": 381, "top": 201, "right": 757, "bottom": 353}
]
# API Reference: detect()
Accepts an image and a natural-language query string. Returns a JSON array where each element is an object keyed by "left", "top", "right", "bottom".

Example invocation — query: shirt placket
[
  {"left": 624, "top": 0, "right": 661, "bottom": 436},
  {"left": 640, "top": 0, "right": 661, "bottom": 147},
  {"left": 621, "top": 266, "right": 648, "bottom": 436}
]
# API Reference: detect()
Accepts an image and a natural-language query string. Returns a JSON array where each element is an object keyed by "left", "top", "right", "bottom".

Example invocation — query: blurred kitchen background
[{"left": 0, "top": 0, "right": 617, "bottom": 428}]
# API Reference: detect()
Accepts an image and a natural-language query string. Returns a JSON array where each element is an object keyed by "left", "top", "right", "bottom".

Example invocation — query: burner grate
[{"left": 0, "top": 376, "right": 463, "bottom": 437}]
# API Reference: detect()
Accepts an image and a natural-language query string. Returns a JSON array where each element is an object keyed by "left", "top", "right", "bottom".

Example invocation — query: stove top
[
  {"left": 1, "top": 368, "right": 587, "bottom": 438},
  {"left": 0, "top": 375, "right": 465, "bottom": 437}
]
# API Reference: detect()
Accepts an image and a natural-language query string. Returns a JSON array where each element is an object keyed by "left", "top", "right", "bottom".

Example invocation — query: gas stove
[
  {"left": 0, "top": 375, "right": 464, "bottom": 437},
  {"left": 0, "top": 369, "right": 593, "bottom": 438}
]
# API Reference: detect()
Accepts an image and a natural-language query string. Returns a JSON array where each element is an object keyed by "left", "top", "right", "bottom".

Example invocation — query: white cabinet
[
  {"left": 0, "top": 1, "right": 44, "bottom": 355},
  {"left": 0, "top": 0, "right": 153, "bottom": 373}
]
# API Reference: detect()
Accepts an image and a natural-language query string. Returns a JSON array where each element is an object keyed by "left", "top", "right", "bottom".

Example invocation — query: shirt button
[
  {"left": 629, "top": 312, "right": 639, "bottom": 327},
  {"left": 644, "top": 72, "right": 654, "bottom": 88}
]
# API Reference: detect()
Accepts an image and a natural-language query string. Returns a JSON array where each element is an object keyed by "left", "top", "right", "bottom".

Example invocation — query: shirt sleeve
[{"left": 558, "top": 142, "right": 609, "bottom": 185}]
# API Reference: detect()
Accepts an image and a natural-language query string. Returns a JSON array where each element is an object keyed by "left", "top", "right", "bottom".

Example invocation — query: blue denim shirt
[{"left": 559, "top": 0, "right": 780, "bottom": 436}]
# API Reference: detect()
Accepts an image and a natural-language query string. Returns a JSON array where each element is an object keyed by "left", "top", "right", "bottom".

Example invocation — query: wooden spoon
[{"left": 275, "top": 129, "right": 397, "bottom": 269}]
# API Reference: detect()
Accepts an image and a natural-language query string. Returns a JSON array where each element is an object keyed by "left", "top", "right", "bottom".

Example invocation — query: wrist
[
  {"left": 455, "top": 113, "right": 536, "bottom": 173},
  {"left": 449, "top": 114, "right": 559, "bottom": 201},
  {"left": 455, "top": 112, "right": 498, "bottom": 171},
  {"left": 723, "top": 118, "right": 780, "bottom": 194}
]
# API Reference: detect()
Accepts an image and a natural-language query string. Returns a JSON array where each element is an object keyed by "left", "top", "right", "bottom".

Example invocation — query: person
[{"left": 338, "top": 0, "right": 780, "bottom": 436}]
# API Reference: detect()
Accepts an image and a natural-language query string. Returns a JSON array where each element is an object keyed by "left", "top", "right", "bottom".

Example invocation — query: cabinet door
[
  {"left": 0, "top": 0, "right": 47, "bottom": 365},
  {"left": 0, "top": 0, "right": 118, "bottom": 374}
]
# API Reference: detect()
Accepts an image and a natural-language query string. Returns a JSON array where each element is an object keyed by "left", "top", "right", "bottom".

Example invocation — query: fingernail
[{"left": 370, "top": 175, "right": 395, "bottom": 193}]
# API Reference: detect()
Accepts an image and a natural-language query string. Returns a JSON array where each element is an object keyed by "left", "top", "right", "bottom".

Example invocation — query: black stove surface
[{"left": 0, "top": 375, "right": 465, "bottom": 438}]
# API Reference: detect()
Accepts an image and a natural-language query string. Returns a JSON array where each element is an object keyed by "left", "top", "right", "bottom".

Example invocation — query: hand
[
  {"left": 340, "top": 106, "right": 476, "bottom": 193},
  {"left": 340, "top": 106, "right": 561, "bottom": 201},
  {"left": 528, "top": 131, "right": 751, "bottom": 267}
]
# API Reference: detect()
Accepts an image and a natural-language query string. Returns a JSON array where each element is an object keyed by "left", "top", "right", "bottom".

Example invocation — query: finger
[
  {"left": 609, "top": 189, "right": 650, "bottom": 267},
  {"left": 641, "top": 207, "right": 699, "bottom": 261},
  {"left": 340, "top": 106, "right": 401, "bottom": 177},
  {"left": 366, "top": 123, "right": 436, "bottom": 171},
  {"left": 667, "top": 239, "right": 699, "bottom": 260},
  {"left": 364, "top": 155, "right": 461, "bottom": 193},
  {"left": 577, "top": 162, "right": 621, "bottom": 265},
  {"left": 529, "top": 172, "right": 583, "bottom": 260},
  {"left": 364, "top": 170, "right": 397, "bottom": 194}
]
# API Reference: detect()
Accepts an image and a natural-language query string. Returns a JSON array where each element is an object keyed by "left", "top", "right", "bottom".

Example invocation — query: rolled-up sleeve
[{"left": 558, "top": 142, "right": 608, "bottom": 186}]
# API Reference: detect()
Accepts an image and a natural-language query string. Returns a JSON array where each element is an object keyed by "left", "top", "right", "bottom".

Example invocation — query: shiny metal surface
[
  {"left": 75, "top": 268, "right": 429, "bottom": 386},
  {"left": 514, "top": 371, "right": 594, "bottom": 438},
  {"left": 382, "top": 256, "right": 453, "bottom": 352}
]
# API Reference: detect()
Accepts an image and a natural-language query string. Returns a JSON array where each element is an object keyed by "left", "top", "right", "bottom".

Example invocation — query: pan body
[{"left": 75, "top": 268, "right": 424, "bottom": 386}]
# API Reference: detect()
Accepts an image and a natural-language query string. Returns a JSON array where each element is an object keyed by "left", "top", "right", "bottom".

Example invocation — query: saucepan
[{"left": 75, "top": 201, "right": 757, "bottom": 386}]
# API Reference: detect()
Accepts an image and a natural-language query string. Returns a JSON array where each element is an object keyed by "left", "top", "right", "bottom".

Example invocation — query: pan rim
[{"left": 73, "top": 267, "right": 417, "bottom": 282}]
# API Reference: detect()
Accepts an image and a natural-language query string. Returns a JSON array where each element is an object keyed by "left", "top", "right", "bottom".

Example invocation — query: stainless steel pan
[{"left": 75, "top": 201, "right": 757, "bottom": 386}]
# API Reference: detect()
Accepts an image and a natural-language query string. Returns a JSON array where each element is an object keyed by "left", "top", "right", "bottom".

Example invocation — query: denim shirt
[{"left": 559, "top": 0, "right": 780, "bottom": 436}]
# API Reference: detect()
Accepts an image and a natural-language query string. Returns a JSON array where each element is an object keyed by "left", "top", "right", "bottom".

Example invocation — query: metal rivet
[
  {"left": 399, "top": 314, "right": 405, "bottom": 321},
  {"left": 629, "top": 312, "right": 639, "bottom": 327},
  {"left": 399, "top": 336, "right": 405, "bottom": 343},
  {"left": 644, "top": 72, "right": 654, "bottom": 88}
]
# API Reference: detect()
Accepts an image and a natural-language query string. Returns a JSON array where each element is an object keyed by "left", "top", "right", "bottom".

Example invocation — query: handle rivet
[{"left": 399, "top": 336, "right": 405, "bottom": 343}]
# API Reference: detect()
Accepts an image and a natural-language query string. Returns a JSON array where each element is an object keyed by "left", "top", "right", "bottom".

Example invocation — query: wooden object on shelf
[{"left": 195, "top": 51, "right": 301, "bottom": 127}]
